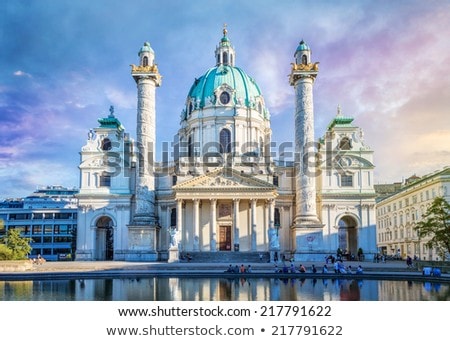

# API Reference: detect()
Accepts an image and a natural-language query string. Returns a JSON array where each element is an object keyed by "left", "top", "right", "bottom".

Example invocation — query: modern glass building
[{"left": 0, "top": 185, "right": 78, "bottom": 261}]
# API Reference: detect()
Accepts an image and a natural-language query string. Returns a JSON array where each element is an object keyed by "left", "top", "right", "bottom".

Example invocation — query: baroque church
[{"left": 75, "top": 28, "right": 377, "bottom": 262}]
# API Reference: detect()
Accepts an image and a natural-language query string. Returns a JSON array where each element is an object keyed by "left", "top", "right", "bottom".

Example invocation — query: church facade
[{"left": 75, "top": 29, "right": 377, "bottom": 262}]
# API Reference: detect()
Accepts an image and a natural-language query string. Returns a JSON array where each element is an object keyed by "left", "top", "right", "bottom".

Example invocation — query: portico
[{"left": 172, "top": 168, "right": 277, "bottom": 252}]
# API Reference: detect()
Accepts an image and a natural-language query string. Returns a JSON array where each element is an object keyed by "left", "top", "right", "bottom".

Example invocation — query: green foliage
[
  {"left": 0, "top": 229, "right": 32, "bottom": 260},
  {"left": 0, "top": 244, "right": 13, "bottom": 260},
  {"left": 414, "top": 196, "right": 450, "bottom": 259}
]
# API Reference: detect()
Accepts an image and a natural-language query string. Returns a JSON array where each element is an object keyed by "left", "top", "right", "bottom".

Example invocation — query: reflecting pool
[{"left": 0, "top": 277, "right": 448, "bottom": 301}]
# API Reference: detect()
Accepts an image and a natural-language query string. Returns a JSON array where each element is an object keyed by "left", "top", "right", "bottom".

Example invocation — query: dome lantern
[{"left": 215, "top": 24, "right": 235, "bottom": 67}]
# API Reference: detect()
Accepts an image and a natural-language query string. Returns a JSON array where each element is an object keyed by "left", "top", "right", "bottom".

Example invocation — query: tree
[
  {"left": 0, "top": 229, "right": 32, "bottom": 260},
  {"left": 414, "top": 196, "right": 450, "bottom": 260},
  {"left": 0, "top": 244, "right": 13, "bottom": 260}
]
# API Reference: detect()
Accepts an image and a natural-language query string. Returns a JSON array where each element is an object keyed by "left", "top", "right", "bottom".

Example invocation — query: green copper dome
[
  {"left": 139, "top": 42, "right": 154, "bottom": 55},
  {"left": 186, "top": 64, "right": 263, "bottom": 109},
  {"left": 296, "top": 40, "right": 310, "bottom": 52}
]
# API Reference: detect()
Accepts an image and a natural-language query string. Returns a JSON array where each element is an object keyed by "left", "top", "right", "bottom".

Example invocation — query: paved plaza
[{"left": 1, "top": 259, "right": 448, "bottom": 282}]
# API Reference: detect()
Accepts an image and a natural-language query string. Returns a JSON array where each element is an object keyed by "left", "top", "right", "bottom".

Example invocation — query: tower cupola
[
  {"left": 139, "top": 42, "right": 155, "bottom": 67},
  {"left": 215, "top": 25, "right": 235, "bottom": 66},
  {"left": 294, "top": 40, "right": 311, "bottom": 65}
]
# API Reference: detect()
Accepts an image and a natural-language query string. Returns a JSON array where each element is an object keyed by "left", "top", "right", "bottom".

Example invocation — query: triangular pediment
[{"left": 173, "top": 168, "right": 276, "bottom": 192}]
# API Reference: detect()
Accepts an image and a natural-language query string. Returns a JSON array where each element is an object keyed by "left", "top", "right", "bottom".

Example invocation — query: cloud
[{"left": 13, "top": 70, "right": 32, "bottom": 78}]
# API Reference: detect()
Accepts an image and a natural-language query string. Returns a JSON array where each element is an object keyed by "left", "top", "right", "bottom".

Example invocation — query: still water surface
[{"left": 1, "top": 277, "right": 448, "bottom": 301}]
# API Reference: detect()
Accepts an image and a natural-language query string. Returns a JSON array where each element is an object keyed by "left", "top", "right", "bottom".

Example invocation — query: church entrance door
[
  {"left": 337, "top": 216, "right": 358, "bottom": 259},
  {"left": 95, "top": 216, "right": 114, "bottom": 260},
  {"left": 219, "top": 225, "right": 232, "bottom": 251}
]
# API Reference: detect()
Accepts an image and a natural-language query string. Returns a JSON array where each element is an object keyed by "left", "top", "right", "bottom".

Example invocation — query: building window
[
  {"left": 274, "top": 208, "right": 281, "bottom": 227},
  {"left": 44, "top": 225, "right": 53, "bottom": 234},
  {"left": 339, "top": 137, "right": 352, "bottom": 150},
  {"left": 172, "top": 175, "right": 177, "bottom": 186},
  {"left": 100, "top": 173, "right": 111, "bottom": 187},
  {"left": 170, "top": 208, "right": 176, "bottom": 227},
  {"left": 188, "top": 135, "right": 193, "bottom": 157},
  {"left": 220, "top": 128, "right": 231, "bottom": 153},
  {"left": 302, "top": 54, "right": 307, "bottom": 65},
  {"left": 340, "top": 174, "right": 353, "bottom": 187},
  {"left": 33, "top": 225, "right": 42, "bottom": 234},
  {"left": 273, "top": 175, "right": 279, "bottom": 187},
  {"left": 223, "top": 52, "right": 228, "bottom": 64},
  {"left": 143, "top": 56, "right": 148, "bottom": 67},
  {"left": 101, "top": 138, "right": 112, "bottom": 151}
]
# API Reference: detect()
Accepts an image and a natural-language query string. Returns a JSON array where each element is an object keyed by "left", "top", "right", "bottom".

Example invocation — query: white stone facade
[{"left": 75, "top": 31, "right": 378, "bottom": 261}]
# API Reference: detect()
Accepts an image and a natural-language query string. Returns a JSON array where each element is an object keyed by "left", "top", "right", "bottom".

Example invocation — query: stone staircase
[{"left": 181, "top": 251, "right": 270, "bottom": 264}]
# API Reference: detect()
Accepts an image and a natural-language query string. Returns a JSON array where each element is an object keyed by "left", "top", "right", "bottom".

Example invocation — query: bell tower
[{"left": 127, "top": 42, "right": 162, "bottom": 261}]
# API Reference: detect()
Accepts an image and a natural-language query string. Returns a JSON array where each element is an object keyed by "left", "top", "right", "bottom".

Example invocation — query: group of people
[
  {"left": 333, "top": 261, "right": 364, "bottom": 274},
  {"left": 30, "top": 254, "right": 46, "bottom": 265},
  {"left": 272, "top": 261, "right": 364, "bottom": 275},
  {"left": 225, "top": 264, "right": 252, "bottom": 273},
  {"left": 224, "top": 260, "right": 365, "bottom": 275}
]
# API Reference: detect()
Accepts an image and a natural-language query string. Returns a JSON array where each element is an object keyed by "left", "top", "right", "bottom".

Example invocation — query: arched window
[
  {"left": 223, "top": 52, "right": 228, "bottom": 64},
  {"left": 220, "top": 128, "right": 231, "bottom": 153},
  {"left": 302, "top": 54, "right": 308, "bottom": 65},
  {"left": 143, "top": 56, "right": 149, "bottom": 67},
  {"left": 339, "top": 137, "right": 352, "bottom": 150},
  {"left": 101, "top": 138, "right": 112, "bottom": 151}
]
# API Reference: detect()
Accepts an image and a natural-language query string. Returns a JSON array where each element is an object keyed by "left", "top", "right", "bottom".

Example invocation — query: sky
[{"left": 1, "top": 0, "right": 450, "bottom": 199}]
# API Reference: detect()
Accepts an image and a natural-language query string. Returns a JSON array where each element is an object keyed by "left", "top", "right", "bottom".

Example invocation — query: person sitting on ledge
[
  {"left": 299, "top": 264, "right": 306, "bottom": 273},
  {"left": 289, "top": 262, "right": 296, "bottom": 273},
  {"left": 346, "top": 265, "right": 353, "bottom": 274},
  {"left": 225, "top": 264, "right": 234, "bottom": 273},
  {"left": 356, "top": 265, "right": 363, "bottom": 274}
]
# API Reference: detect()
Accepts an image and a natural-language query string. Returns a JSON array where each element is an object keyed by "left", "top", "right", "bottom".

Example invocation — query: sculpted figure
[{"left": 268, "top": 227, "right": 280, "bottom": 250}]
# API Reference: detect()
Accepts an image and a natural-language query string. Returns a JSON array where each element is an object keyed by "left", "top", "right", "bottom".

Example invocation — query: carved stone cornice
[
  {"left": 289, "top": 63, "right": 319, "bottom": 85},
  {"left": 130, "top": 64, "right": 162, "bottom": 85}
]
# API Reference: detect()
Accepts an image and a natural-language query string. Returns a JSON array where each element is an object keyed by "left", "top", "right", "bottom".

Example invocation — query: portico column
[
  {"left": 193, "top": 199, "right": 200, "bottom": 251},
  {"left": 176, "top": 199, "right": 183, "bottom": 249},
  {"left": 210, "top": 199, "right": 217, "bottom": 251},
  {"left": 233, "top": 198, "right": 240, "bottom": 251},
  {"left": 268, "top": 199, "right": 275, "bottom": 230},
  {"left": 251, "top": 199, "right": 257, "bottom": 251},
  {"left": 166, "top": 205, "right": 171, "bottom": 249}
]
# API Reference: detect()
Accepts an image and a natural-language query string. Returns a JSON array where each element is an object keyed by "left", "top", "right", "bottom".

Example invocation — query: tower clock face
[{"left": 220, "top": 91, "right": 230, "bottom": 105}]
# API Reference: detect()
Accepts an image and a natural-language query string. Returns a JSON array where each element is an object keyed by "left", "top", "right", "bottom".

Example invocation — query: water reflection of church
[{"left": 75, "top": 28, "right": 377, "bottom": 262}]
